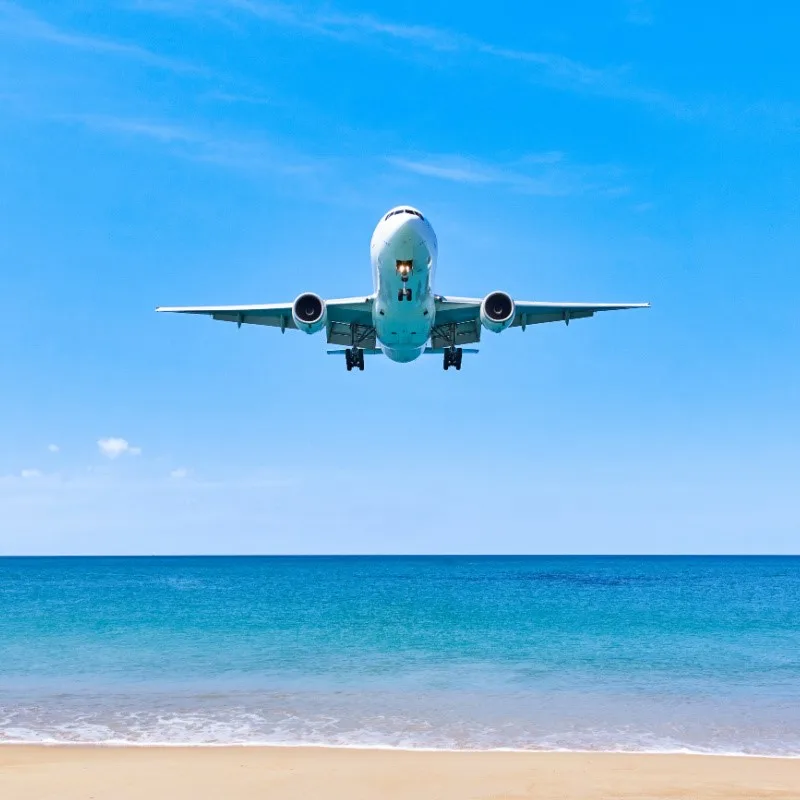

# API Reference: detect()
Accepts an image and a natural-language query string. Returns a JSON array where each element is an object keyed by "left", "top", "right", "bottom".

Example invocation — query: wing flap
[
  {"left": 327, "top": 320, "right": 377, "bottom": 348},
  {"left": 430, "top": 318, "right": 482, "bottom": 348}
]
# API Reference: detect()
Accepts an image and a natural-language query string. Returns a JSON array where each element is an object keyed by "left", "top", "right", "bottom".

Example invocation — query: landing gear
[
  {"left": 345, "top": 348, "right": 365, "bottom": 372},
  {"left": 443, "top": 347, "right": 463, "bottom": 371},
  {"left": 397, "top": 288, "right": 412, "bottom": 301}
]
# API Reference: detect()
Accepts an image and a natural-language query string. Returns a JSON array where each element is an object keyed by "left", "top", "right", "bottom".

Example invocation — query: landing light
[{"left": 396, "top": 260, "right": 413, "bottom": 280}]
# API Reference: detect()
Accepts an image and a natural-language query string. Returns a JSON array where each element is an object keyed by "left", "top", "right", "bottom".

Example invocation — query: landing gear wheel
[
  {"left": 405, "top": 288, "right": 412, "bottom": 301},
  {"left": 397, "top": 288, "right": 412, "bottom": 301},
  {"left": 346, "top": 347, "right": 364, "bottom": 372},
  {"left": 443, "top": 347, "right": 463, "bottom": 371}
]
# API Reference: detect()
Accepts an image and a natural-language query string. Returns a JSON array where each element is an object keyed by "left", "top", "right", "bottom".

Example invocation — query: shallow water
[{"left": 1, "top": 556, "right": 798, "bottom": 754}]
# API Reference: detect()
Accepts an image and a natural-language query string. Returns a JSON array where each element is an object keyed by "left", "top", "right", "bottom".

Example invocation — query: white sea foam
[{"left": 2, "top": 699, "right": 800, "bottom": 758}]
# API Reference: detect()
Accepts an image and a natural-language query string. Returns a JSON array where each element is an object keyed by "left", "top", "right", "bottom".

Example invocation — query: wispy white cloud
[
  {"left": 0, "top": 1, "right": 199, "bottom": 73},
  {"left": 47, "top": 444, "right": 60, "bottom": 453},
  {"left": 69, "top": 115, "right": 203, "bottom": 144},
  {"left": 98, "top": 437, "right": 142, "bottom": 459},
  {"left": 20, "top": 468, "right": 42, "bottom": 479},
  {"left": 63, "top": 113, "right": 329, "bottom": 175},
  {"left": 204, "top": 90, "right": 273, "bottom": 106},
  {"left": 388, "top": 152, "right": 628, "bottom": 198},
  {"left": 390, "top": 156, "right": 500, "bottom": 185},
  {"left": 170, "top": 467, "right": 189, "bottom": 479},
  {"left": 131, "top": 0, "right": 683, "bottom": 113},
  {"left": 625, "top": 0, "right": 656, "bottom": 25}
]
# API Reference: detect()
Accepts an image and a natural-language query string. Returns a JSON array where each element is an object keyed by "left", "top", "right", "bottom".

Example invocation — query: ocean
[{"left": 1, "top": 556, "right": 798, "bottom": 755}]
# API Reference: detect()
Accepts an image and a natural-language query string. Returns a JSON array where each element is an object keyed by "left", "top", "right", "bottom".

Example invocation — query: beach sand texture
[{"left": 1, "top": 747, "right": 798, "bottom": 799}]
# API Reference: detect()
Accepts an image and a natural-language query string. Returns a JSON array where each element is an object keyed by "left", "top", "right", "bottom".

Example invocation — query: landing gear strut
[
  {"left": 397, "top": 288, "right": 412, "bottom": 301},
  {"left": 443, "top": 347, "right": 463, "bottom": 371},
  {"left": 345, "top": 348, "right": 365, "bottom": 372}
]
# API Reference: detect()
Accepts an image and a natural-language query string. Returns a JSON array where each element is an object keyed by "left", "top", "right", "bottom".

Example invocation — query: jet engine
[
  {"left": 480, "top": 291, "right": 515, "bottom": 333},
  {"left": 292, "top": 293, "right": 327, "bottom": 334}
]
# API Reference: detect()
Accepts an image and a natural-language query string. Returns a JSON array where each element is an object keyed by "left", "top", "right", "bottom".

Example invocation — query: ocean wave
[{"left": 3, "top": 705, "right": 800, "bottom": 758}]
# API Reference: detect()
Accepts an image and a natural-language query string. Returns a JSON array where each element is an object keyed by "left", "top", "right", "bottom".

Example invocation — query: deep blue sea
[{"left": 1, "top": 556, "right": 799, "bottom": 754}]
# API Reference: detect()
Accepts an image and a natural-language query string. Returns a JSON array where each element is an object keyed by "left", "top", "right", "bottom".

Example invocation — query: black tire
[{"left": 358, "top": 361, "right": 364, "bottom": 371}]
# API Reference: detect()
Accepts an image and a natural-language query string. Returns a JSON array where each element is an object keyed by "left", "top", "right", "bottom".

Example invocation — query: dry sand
[{"left": 1, "top": 745, "right": 798, "bottom": 799}]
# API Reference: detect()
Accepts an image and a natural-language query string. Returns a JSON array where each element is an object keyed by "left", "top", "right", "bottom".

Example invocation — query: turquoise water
[{"left": 1, "top": 556, "right": 799, "bottom": 754}]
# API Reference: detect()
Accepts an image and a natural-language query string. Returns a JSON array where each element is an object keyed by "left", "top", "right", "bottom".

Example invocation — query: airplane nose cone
[
  {"left": 391, "top": 219, "right": 424, "bottom": 261},
  {"left": 394, "top": 215, "right": 425, "bottom": 243}
]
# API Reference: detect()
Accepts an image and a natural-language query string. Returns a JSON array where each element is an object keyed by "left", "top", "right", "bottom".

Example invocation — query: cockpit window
[{"left": 384, "top": 208, "right": 425, "bottom": 222}]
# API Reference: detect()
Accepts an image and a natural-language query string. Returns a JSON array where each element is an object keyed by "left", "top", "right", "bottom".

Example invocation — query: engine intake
[
  {"left": 292, "top": 293, "right": 327, "bottom": 334},
  {"left": 480, "top": 291, "right": 515, "bottom": 333}
]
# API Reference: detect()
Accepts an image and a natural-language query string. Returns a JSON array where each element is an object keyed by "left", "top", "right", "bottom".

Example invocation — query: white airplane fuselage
[{"left": 370, "top": 206, "right": 438, "bottom": 363}]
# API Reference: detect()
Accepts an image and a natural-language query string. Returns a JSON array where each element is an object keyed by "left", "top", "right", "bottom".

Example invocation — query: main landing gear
[
  {"left": 443, "top": 347, "right": 463, "bottom": 371},
  {"left": 345, "top": 347, "right": 365, "bottom": 372},
  {"left": 397, "top": 288, "right": 412, "bottom": 301}
]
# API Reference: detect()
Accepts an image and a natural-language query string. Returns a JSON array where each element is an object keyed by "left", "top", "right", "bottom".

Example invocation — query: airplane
[{"left": 157, "top": 205, "right": 649, "bottom": 371}]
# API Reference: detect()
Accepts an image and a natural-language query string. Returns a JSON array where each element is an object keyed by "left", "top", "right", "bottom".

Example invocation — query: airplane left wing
[
  {"left": 431, "top": 296, "right": 650, "bottom": 347},
  {"left": 156, "top": 297, "right": 376, "bottom": 347}
]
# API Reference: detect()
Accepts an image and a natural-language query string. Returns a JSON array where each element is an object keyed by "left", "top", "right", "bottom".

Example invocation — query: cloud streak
[
  {"left": 62, "top": 113, "right": 330, "bottom": 176},
  {"left": 132, "top": 0, "right": 684, "bottom": 113},
  {"left": 388, "top": 152, "right": 628, "bottom": 197},
  {"left": 0, "top": 1, "right": 199, "bottom": 73},
  {"left": 625, "top": 0, "right": 656, "bottom": 26}
]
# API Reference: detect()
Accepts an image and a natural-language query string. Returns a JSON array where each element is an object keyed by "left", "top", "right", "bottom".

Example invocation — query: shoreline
[
  {"left": 2, "top": 740, "right": 799, "bottom": 759},
  {"left": 2, "top": 745, "right": 799, "bottom": 799}
]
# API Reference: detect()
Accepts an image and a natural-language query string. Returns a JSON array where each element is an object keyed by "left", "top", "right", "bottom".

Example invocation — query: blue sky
[{"left": 0, "top": 0, "right": 798, "bottom": 554}]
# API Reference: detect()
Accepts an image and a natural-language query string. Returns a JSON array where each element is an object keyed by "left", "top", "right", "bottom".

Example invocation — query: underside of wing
[
  {"left": 433, "top": 296, "right": 649, "bottom": 343},
  {"left": 156, "top": 302, "right": 299, "bottom": 329},
  {"left": 156, "top": 297, "right": 376, "bottom": 346},
  {"left": 512, "top": 301, "right": 650, "bottom": 327}
]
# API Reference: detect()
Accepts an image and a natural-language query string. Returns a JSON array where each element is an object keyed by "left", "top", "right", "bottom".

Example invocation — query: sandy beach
[{"left": 0, "top": 746, "right": 798, "bottom": 799}]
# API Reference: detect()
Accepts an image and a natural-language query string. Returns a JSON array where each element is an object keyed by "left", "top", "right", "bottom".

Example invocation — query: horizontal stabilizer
[
  {"left": 326, "top": 349, "right": 383, "bottom": 356},
  {"left": 424, "top": 347, "right": 480, "bottom": 355}
]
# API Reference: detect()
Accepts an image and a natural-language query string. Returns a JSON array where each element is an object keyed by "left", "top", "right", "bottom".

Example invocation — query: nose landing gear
[
  {"left": 443, "top": 347, "right": 463, "bottom": 371},
  {"left": 345, "top": 348, "right": 365, "bottom": 372},
  {"left": 396, "top": 260, "right": 413, "bottom": 302}
]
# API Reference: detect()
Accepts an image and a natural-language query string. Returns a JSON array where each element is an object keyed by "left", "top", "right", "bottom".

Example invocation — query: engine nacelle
[
  {"left": 292, "top": 293, "right": 327, "bottom": 334},
  {"left": 480, "top": 291, "right": 515, "bottom": 333}
]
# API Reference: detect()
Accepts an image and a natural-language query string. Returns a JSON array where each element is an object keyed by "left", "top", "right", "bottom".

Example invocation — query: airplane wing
[
  {"left": 431, "top": 296, "right": 650, "bottom": 347},
  {"left": 156, "top": 297, "right": 377, "bottom": 348}
]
